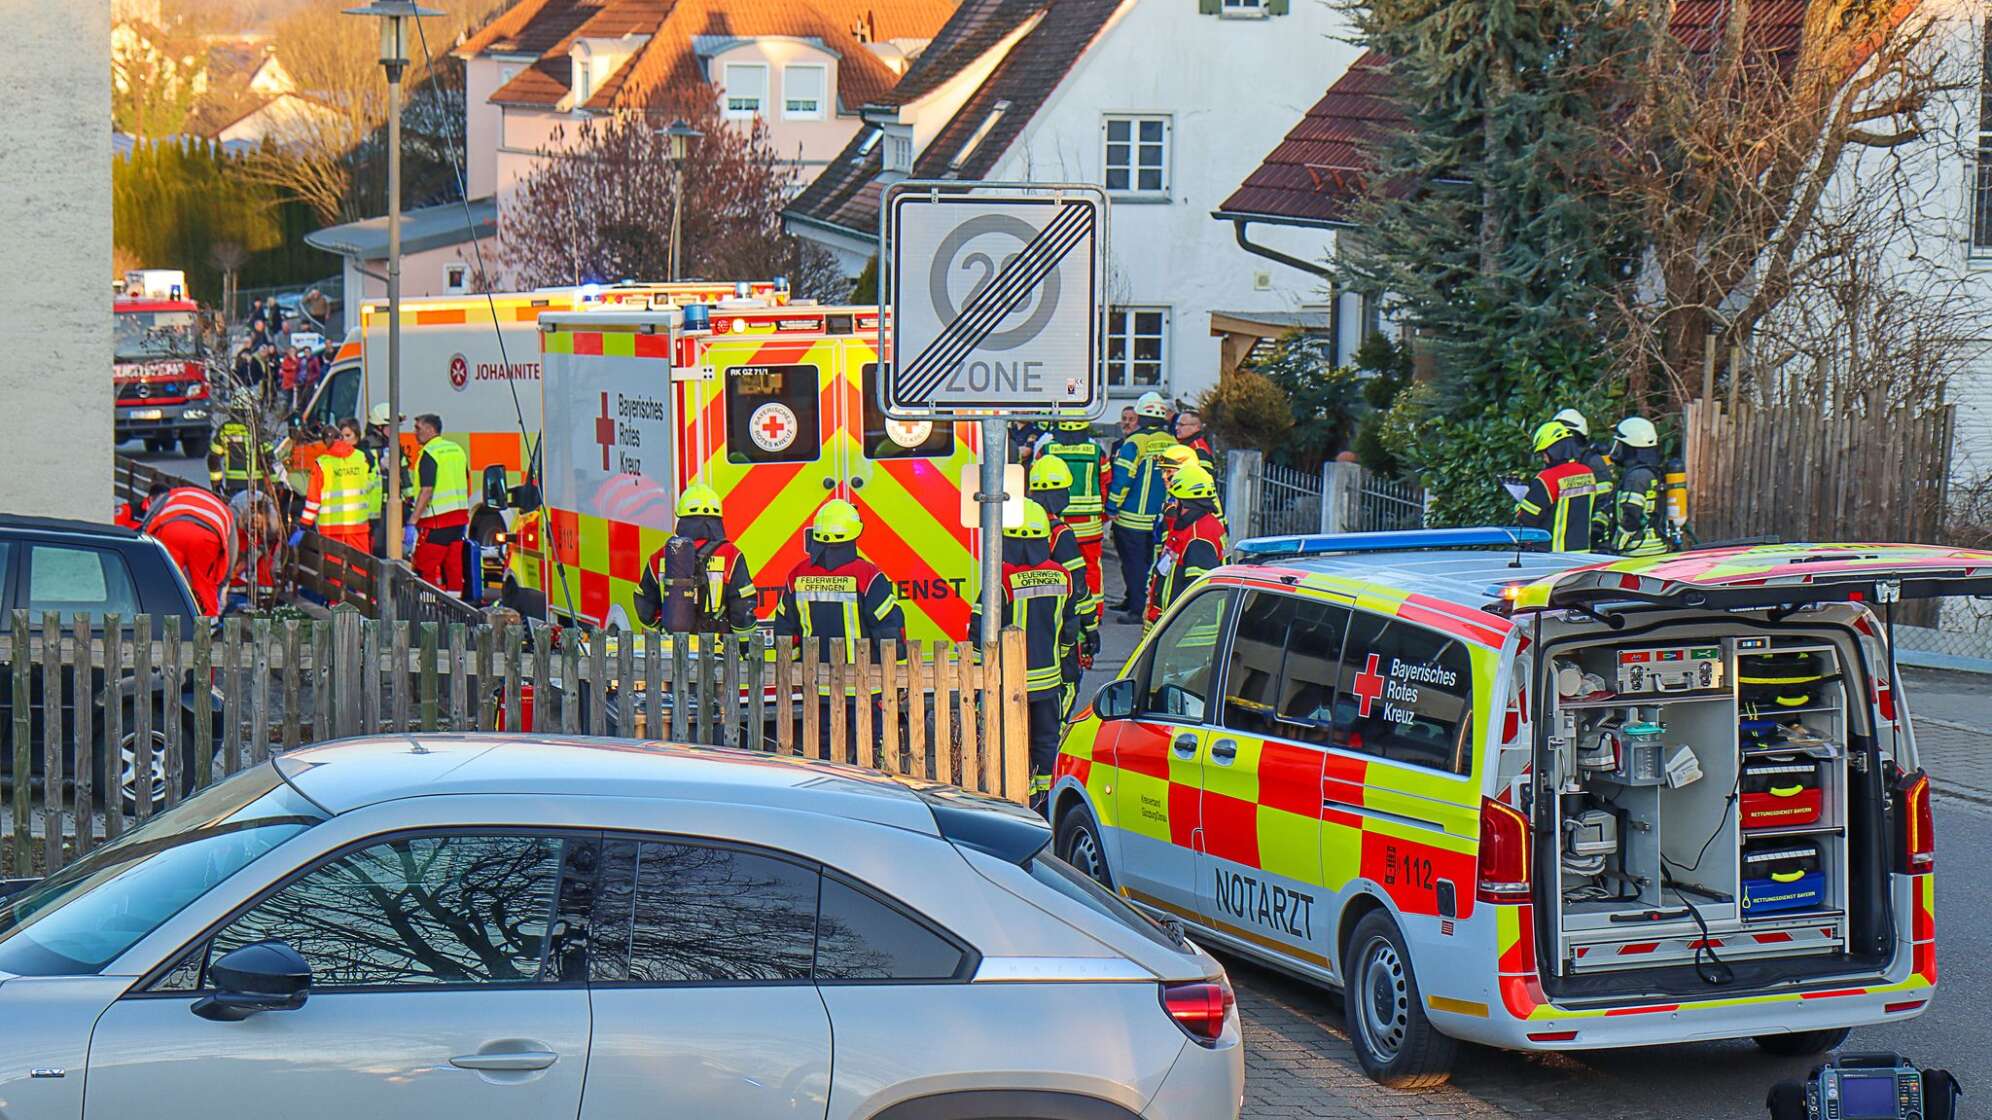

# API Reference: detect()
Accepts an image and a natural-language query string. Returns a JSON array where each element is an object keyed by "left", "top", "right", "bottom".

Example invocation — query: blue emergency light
[
  {"left": 1235, "top": 527, "right": 1551, "bottom": 560},
  {"left": 681, "top": 303, "right": 710, "bottom": 332}
]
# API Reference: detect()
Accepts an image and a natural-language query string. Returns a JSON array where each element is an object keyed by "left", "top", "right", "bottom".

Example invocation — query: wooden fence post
[
  {"left": 558, "top": 630, "right": 579, "bottom": 734},
  {"left": 311, "top": 619, "right": 331, "bottom": 743},
  {"left": 853, "top": 641, "right": 875, "bottom": 771},
  {"left": 955, "top": 642, "right": 977, "bottom": 792},
  {"left": 905, "top": 641, "right": 929, "bottom": 782},
  {"left": 249, "top": 617, "right": 271, "bottom": 764},
  {"left": 448, "top": 623, "right": 469, "bottom": 732},
  {"left": 418, "top": 623, "right": 439, "bottom": 732},
  {"left": 644, "top": 635, "right": 663, "bottom": 739},
  {"left": 73, "top": 614, "right": 95, "bottom": 858},
  {"left": 616, "top": 633, "right": 635, "bottom": 740},
  {"left": 801, "top": 641, "right": 821, "bottom": 759},
  {"left": 39, "top": 612, "right": 62, "bottom": 872},
  {"left": 746, "top": 632, "right": 766, "bottom": 753},
  {"left": 132, "top": 614, "right": 154, "bottom": 824},
  {"left": 161, "top": 624, "right": 183, "bottom": 809},
  {"left": 670, "top": 638, "right": 689, "bottom": 741},
  {"left": 774, "top": 637, "right": 795, "bottom": 755},
  {"left": 191, "top": 621, "right": 211, "bottom": 789},
  {"left": 501, "top": 618, "right": 522, "bottom": 734},
  {"left": 588, "top": 632, "right": 608, "bottom": 737},
  {"left": 998, "top": 628, "right": 1029, "bottom": 803},
  {"left": 720, "top": 636, "right": 742, "bottom": 750},
  {"left": 282, "top": 620, "right": 302, "bottom": 753},
  {"left": 331, "top": 608, "right": 361, "bottom": 740},
  {"left": 698, "top": 639, "right": 718, "bottom": 746},
  {"left": 101, "top": 615, "right": 124, "bottom": 842},
  {"left": 827, "top": 644, "right": 848, "bottom": 764},
  {"left": 389, "top": 620, "right": 411, "bottom": 733}
]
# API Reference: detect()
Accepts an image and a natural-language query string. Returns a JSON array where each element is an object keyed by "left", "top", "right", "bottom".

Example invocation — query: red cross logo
[
  {"left": 759, "top": 411, "right": 789, "bottom": 443},
  {"left": 1352, "top": 652, "right": 1385, "bottom": 718},
  {"left": 595, "top": 392, "right": 616, "bottom": 470}
]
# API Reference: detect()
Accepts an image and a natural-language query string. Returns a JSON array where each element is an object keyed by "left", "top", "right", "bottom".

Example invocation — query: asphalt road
[{"left": 123, "top": 442, "right": 206, "bottom": 487}]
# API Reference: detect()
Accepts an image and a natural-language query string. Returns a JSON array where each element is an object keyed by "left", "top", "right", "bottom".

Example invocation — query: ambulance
[
  {"left": 1051, "top": 528, "right": 1982, "bottom": 1086},
  {"left": 286, "top": 282, "right": 789, "bottom": 587},
  {"left": 512, "top": 302, "right": 981, "bottom": 638}
]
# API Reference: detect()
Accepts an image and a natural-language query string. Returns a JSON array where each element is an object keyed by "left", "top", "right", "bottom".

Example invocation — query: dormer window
[
  {"left": 572, "top": 41, "right": 593, "bottom": 103},
  {"left": 882, "top": 126, "right": 913, "bottom": 174},
  {"left": 724, "top": 62, "right": 768, "bottom": 119}
]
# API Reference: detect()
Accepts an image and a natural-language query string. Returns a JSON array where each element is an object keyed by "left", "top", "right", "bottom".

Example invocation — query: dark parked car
[{"left": 0, "top": 514, "right": 217, "bottom": 809}]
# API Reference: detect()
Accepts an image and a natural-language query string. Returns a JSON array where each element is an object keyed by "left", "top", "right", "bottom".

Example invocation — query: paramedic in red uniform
[
  {"left": 408, "top": 413, "right": 472, "bottom": 593},
  {"left": 141, "top": 486, "right": 237, "bottom": 616}
]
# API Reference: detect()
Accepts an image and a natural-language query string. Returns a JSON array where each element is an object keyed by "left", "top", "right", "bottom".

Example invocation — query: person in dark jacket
[
  {"left": 634, "top": 484, "right": 758, "bottom": 637},
  {"left": 970, "top": 500, "right": 1085, "bottom": 812},
  {"left": 1608, "top": 416, "right": 1670, "bottom": 557}
]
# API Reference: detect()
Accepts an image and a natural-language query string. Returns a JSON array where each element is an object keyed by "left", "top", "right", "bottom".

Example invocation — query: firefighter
[
  {"left": 290, "top": 423, "right": 373, "bottom": 567},
  {"left": 1028, "top": 456, "right": 1100, "bottom": 711},
  {"left": 1554, "top": 407, "right": 1614, "bottom": 545},
  {"left": 969, "top": 499, "right": 1084, "bottom": 812},
  {"left": 1608, "top": 416, "right": 1670, "bottom": 557},
  {"left": 1173, "top": 409, "right": 1216, "bottom": 470},
  {"left": 408, "top": 413, "right": 471, "bottom": 593},
  {"left": 634, "top": 484, "right": 758, "bottom": 639},
  {"left": 1145, "top": 463, "right": 1228, "bottom": 628},
  {"left": 208, "top": 393, "right": 269, "bottom": 497},
  {"left": 1035, "top": 419, "right": 1110, "bottom": 619},
  {"left": 141, "top": 486, "right": 237, "bottom": 617},
  {"left": 1515, "top": 419, "right": 1598, "bottom": 552},
  {"left": 772, "top": 499, "right": 905, "bottom": 660},
  {"left": 1107, "top": 391, "right": 1177, "bottom": 619}
]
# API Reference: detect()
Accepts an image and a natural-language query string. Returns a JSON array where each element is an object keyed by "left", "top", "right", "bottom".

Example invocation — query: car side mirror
[
  {"left": 1092, "top": 677, "right": 1135, "bottom": 722},
  {"left": 192, "top": 940, "right": 311, "bottom": 1022},
  {"left": 508, "top": 482, "right": 542, "bottom": 514},
  {"left": 482, "top": 464, "right": 510, "bottom": 508}
]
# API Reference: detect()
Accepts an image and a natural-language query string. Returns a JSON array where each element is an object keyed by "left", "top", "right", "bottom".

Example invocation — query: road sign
[{"left": 881, "top": 182, "right": 1106, "bottom": 419}]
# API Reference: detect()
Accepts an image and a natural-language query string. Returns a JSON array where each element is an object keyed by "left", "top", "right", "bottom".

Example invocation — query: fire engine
[
  {"left": 114, "top": 290, "right": 210, "bottom": 458},
  {"left": 509, "top": 302, "right": 981, "bottom": 639}
]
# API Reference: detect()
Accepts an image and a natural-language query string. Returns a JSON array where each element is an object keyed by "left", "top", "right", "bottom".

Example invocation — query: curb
[{"left": 1897, "top": 648, "right": 1992, "bottom": 676}]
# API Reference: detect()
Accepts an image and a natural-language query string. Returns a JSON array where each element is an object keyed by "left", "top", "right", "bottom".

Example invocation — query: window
[
  {"left": 815, "top": 876, "right": 968, "bottom": 981},
  {"left": 860, "top": 363, "right": 953, "bottom": 459},
  {"left": 1273, "top": 598, "right": 1354, "bottom": 746},
  {"left": 1025, "top": 855, "right": 1183, "bottom": 952},
  {"left": 1106, "top": 306, "right": 1168, "bottom": 391},
  {"left": 444, "top": 263, "right": 468, "bottom": 293},
  {"left": 572, "top": 43, "right": 593, "bottom": 103},
  {"left": 782, "top": 63, "right": 825, "bottom": 120},
  {"left": 1103, "top": 115, "right": 1168, "bottom": 195},
  {"left": 724, "top": 62, "right": 768, "bottom": 119},
  {"left": 1137, "top": 590, "right": 1232, "bottom": 722},
  {"left": 615, "top": 841, "right": 818, "bottom": 984},
  {"left": 1222, "top": 592, "right": 1294, "bottom": 738},
  {"left": 27, "top": 544, "right": 138, "bottom": 621},
  {"left": 207, "top": 833, "right": 564, "bottom": 988},
  {"left": 310, "top": 365, "right": 359, "bottom": 427},
  {"left": 1975, "top": 22, "right": 1992, "bottom": 254},
  {"left": 882, "top": 126, "right": 913, "bottom": 174},
  {"left": 1223, "top": 0, "right": 1266, "bottom": 10},
  {"left": 1337, "top": 613, "right": 1476, "bottom": 774},
  {"left": 0, "top": 768, "right": 321, "bottom": 978},
  {"left": 725, "top": 362, "right": 822, "bottom": 464}
]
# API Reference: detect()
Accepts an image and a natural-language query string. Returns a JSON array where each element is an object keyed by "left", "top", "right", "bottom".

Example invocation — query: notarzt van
[{"left": 1050, "top": 529, "right": 1983, "bottom": 1086}]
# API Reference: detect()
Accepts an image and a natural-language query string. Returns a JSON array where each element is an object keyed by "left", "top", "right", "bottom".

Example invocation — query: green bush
[
  {"left": 1198, "top": 371, "right": 1295, "bottom": 455},
  {"left": 113, "top": 138, "right": 335, "bottom": 302}
]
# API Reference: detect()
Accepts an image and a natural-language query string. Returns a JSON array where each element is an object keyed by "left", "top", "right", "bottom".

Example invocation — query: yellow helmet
[
  {"left": 1057, "top": 419, "right": 1091, "bottom": 432},
  {"left": 676, "top": 483, "right": 723, "bottom": 519},
  {"left": 811, "top": 498, "right": 862, "bottom": 543},
  {"left": 1158, "top": 444, "right": 1197, "bottom": 471},
  {"left": 1532, "top": 419, "right": 1574, "bottom": 453},
  {"left": 1168, "top": 463, "right": 1217, "bottom": 500},
  {"left": 1028, "top": 455, "right": 1073, "bottom": 493},
  {"left": 1005, "top": 499, "right": 1052, "bottom": 539}
]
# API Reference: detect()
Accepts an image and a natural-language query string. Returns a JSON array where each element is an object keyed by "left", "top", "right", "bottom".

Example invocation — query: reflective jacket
[
  {"left": 1108, "top": 424, "right": 1177, "bottom": 532},
  {"left": 971, "top": 556, "right": 1083, "bottom": 695},
  {"left": 635, "top": 536, "right": 758, "bottom": 637},
  {"left": 772, "top": 547, "right": 905, "bottom": 662},
  {"left": 1039, "top": 436, "right": 1110, "bottom": 534},
  {"left": 1046, "top": 516, "right": 1098, "bottom": 633},
  {"left": 418, "top": 437, "right": 471, "bottom": 524},
  {"left": 1580, "top": 444, "right": 1614, "bottom": 544},
  {"left": 303, "top": 442, "right": 371, "bottom": 530},
  {"left": 1516, "top": 461, "right": 1597, "bottom": 552},
  {"left": 208, "top": 421, "right": 267, "bottom": 490},
  {"left": 142, "top": 487, "right": 238, "bottom": 574},
  {"left": 1146, "top": 505, "right": 1228, "bottom": 623},
  {"left": 1612, "top": 461, "right": 1668, "bottom": 557}
]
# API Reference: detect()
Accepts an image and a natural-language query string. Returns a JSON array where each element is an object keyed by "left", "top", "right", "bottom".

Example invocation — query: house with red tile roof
[{"left": 783, "top": 0, "right": 1358, "bottom": 405}]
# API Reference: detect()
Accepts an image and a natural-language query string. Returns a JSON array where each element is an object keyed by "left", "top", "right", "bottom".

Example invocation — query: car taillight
[
  {"left": 1898, "top": 771, "right": 1934, "bottom": 874},
  {"left": 1160, "top": 978, "right": 1233, "bottom": 1046},
  {"left": 1477, "top": 796, "right": 1532, "bottom": 904}
]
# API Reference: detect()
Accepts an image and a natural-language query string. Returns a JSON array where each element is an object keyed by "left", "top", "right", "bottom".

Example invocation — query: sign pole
[{"left": 978, "top": 418, "right": 1004, "bottom": 645}]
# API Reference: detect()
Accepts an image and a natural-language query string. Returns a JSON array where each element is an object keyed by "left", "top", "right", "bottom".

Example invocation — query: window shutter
[
  {"left": 1268, "top": 0, "right": 1290, "bottom": 12},
  {"left": 1198, "top": 0, "right": 1220, "bottom": 14}
]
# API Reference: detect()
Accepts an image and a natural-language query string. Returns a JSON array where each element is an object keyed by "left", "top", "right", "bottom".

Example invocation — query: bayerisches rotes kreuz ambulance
[
  {"left": 521, "top": 303, "right": 981, "bottom": 637},
  {"left": 1052, "top": 529, "right": 1984, "bottom": 1086}
]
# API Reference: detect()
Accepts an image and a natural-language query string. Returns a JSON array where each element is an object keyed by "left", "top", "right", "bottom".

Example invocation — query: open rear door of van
[{"left": 1509, "top": 544, "right": 1992, "bottom": 614}]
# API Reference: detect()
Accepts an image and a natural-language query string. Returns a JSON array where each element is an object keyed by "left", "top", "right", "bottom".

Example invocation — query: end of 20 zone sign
[{"left": 880, "top": 182, "right": 1107, "bottom": 420}]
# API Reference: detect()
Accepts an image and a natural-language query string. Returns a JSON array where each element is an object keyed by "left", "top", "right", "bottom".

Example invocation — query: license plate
[{"left": 128, "top": 409, "right": 165, "bottom": 421}]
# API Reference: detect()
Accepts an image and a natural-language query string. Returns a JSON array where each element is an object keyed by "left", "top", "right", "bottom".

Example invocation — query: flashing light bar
[{"left": 1235, "top": 527, "right": 1552, "bottom": 560}]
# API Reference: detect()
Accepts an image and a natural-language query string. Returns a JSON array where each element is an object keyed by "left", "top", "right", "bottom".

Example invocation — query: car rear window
[{"left": 1025, "top": 854, "right": 1186, "bottom": 953}]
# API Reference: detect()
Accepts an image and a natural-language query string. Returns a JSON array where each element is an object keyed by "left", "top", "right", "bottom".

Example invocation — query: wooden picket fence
[{"left": 1, "top": 606, "right": 1032, "bottom": 877}]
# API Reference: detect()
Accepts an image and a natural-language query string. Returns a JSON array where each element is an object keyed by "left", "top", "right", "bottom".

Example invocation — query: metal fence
[
  {"left": 1348, "top": 468, "right": 1427, "bottom": 532},
  {"left": 1224, "top": 454, "right": 1428, "bottom": 539},
  {"left": 1254, "top": 460, "right": 1326, "bottom": 538},
  {"left": 1, "top": 608, "right": 1034, "bottom": 876}
]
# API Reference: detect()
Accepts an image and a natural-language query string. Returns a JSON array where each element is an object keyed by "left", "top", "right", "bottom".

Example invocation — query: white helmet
[
  {"left": 1615, "top": 415, "right": 1658, "bottom": 448},
  {"left": 369, "top": 402, "right": 394, "bottom": 427},
  {"left": 1135, "top": 391, "right": 1170, "bottom": 420},
  {"left": 1553, "top": 408, "right": 1590, "bottom": 437}
]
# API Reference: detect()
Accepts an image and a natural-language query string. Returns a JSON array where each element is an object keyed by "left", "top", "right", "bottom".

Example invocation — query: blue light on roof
[
  {"left": 1235, "top": 527, "right": 1552, "bottom": 558},
  {"left": 682, "top": 303, "right": 710, "bottom": 331}
]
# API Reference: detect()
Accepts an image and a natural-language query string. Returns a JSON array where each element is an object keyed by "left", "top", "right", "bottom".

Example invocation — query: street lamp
[
  {"left": 344, "top": 0, "right": 439, "bottom": 566},
  {"left": 660, "top": 119, "right": 704, "bottom": 282}
]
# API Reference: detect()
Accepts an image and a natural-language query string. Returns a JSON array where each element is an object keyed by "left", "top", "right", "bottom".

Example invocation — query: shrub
[{"left": 1197, "top": 371, "right": 1295, "bottom": 456}]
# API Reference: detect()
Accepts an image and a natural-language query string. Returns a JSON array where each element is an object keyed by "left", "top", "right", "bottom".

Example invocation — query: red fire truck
[{"left": 113, "top": 294, "right": 211, "bottom": 457}]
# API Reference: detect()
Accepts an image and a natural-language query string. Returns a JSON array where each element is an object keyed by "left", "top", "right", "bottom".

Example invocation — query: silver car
[{"left": 0, "top": 736, "right": 1243, "bottom": 1120}]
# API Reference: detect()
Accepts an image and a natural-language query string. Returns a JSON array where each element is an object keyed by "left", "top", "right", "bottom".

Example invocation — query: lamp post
[
  {"left": 344, "top": 1, "right": 439, "bottom": 566},
  {"left": 661, "top": 119, "right": 704, "bottom": 282}
]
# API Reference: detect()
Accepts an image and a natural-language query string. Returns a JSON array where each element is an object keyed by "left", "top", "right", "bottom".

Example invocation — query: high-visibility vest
[
  {"left": 1110, "top": 428, "right": 1178, "bottom": 532},
  {"left": 210, "top": 421, "right": 264, "bottom": 486},
  {"left": 1042, "top": 439, "right": 1106, "bottom": 518},
  {"left": 315, "top": 447, "right": 372, "bottom": 529},
  {"left": 421, "top": 438, "right": 470, "bottom": 518},
  {"left": 362, "top": 447, "right": 383, "bottom": 518}
]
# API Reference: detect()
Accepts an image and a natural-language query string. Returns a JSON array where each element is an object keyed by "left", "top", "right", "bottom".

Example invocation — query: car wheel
[
  {"left": 108, "top": 702, "right": 201, "bottom": 813},
  {"left": 1343, "top": 909, "right": 1456, "bottom": 1088},
  {"left": 144, "top": 436, "right": 170, "bottom": 453},
  {"left": 1754, "top": 1028, "right": 1851, "bottom": 1056},
  {"left": 1054, "top": 803, "right": 1113, "bottom": 889},
  {"left": 180, "top": 434, "right": 206, "bottom": 459}
]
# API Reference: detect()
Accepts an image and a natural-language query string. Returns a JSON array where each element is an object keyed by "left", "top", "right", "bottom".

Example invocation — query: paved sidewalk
[{"left": 1908, "top": 717, "right": 1992, "bottom": 808}]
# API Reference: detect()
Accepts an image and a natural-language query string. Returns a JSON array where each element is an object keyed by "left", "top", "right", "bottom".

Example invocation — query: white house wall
[{"left": 986, "top": 0, "right": 1350, "bottom": 404}]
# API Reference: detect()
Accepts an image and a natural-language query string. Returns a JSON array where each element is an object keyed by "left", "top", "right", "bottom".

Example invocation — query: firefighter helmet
[
  {"left": 1168, "top": 463, "right": 1217, "bottom": 501},
  {"left": 1615, "top": 416, "right": 1659, "bottom": 448},
  {"left": 1006, "top": 499, "right": 1052, "bottom": 539},
  {"left": 1532, "top": 420, "right": 1574, "bottom": 454},
  {"left": 811, "top": 499, "right": 862, "bottom": 543},
  {"left": 1553, "top": 408, "right": 1590, "bottom": 437},
  {"left": 1159, "top": 445, "right": 1197, "bottom": 470},
  {"left": 1135, "top": 391, "right": 1171, "bottom": 420},
  {"left": 1029, "top": 455, "right": 1073, "bottom": 493},
  {"left": 676, "top": 483, "right": 723, "bottom": 519},
  {"left": 369, "top": 402, "right": 393, "bottom": 427},
  {"left": 1057, "top": 419, "right": 1091, "bottom": 432}
]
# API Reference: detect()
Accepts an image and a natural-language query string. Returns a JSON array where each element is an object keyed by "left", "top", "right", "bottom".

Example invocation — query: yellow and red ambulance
[
  {"left": 1053, "top": 529, "right": 1982, "bottom": 1086},
  {"left": 514, "top": 302, "right": 981, "bottom": 638}
]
